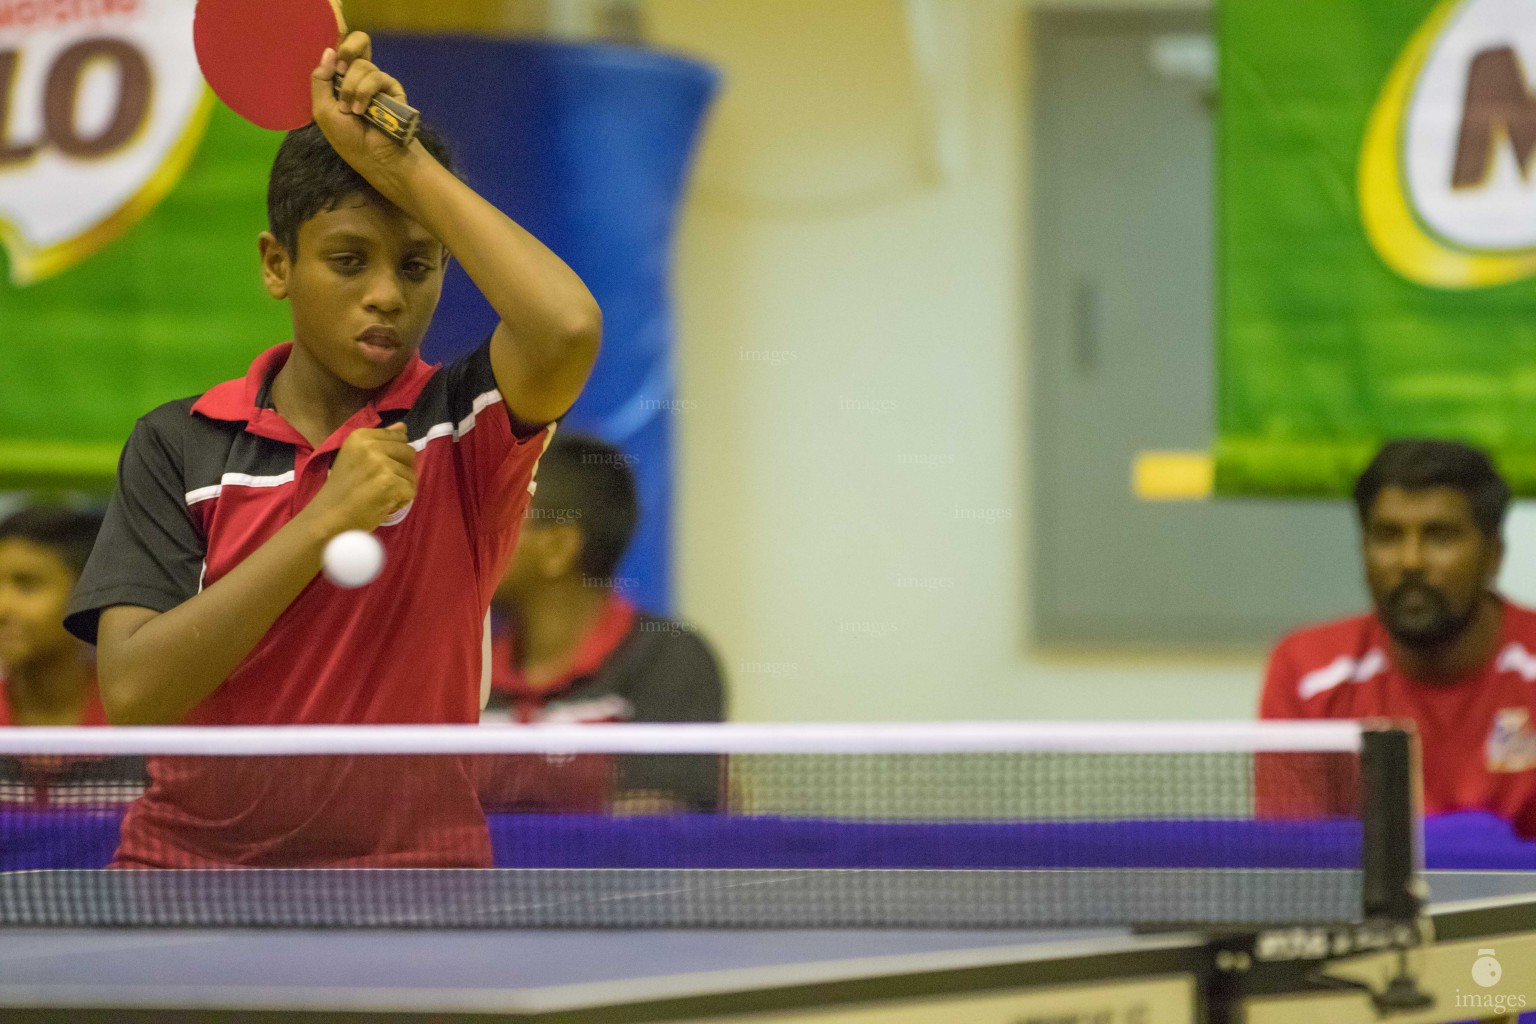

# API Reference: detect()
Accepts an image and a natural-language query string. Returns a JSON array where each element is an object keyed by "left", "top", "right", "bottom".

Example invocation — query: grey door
[{"left": 1031, "top": 11, "right": 1361, "bottom": 648}]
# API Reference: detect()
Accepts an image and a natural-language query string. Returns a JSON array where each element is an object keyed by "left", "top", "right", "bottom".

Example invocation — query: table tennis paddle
[{"left": 193, "top": 0, "right": 420, "bottom": 147}]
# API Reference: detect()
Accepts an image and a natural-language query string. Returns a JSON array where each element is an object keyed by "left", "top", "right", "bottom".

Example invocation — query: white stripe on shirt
[
  {"left": 1298, "top": 649, "right": 1387, "bottom": 700},
  {"left": 185, "top": 471, "right": 296, "bottom": 507}
]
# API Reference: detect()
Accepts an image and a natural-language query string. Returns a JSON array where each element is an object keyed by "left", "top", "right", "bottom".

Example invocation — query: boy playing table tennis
[{"left": 63, "top": 34, "right": 600, "bottom": 867}]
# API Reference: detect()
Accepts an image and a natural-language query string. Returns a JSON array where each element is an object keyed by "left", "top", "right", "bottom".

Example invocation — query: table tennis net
[{"left": 0, "top": 723, "right": 1416, "bottom": 930}]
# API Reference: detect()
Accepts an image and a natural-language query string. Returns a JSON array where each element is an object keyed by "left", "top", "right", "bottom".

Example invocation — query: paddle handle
[{"left": 331, "top": 75, "right": 420, "bottom": 147}]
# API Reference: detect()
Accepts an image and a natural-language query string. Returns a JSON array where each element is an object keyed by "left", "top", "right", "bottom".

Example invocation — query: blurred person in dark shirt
[{"left": 481, "top": 434, "right": 726, "bottom": 813}]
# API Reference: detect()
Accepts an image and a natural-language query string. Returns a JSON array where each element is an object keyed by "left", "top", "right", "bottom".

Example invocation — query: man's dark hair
[
  {"left": 267, "top": 121, "right": 455, "bottom": 254},
  {"left": 531, "top": 433, "right": 640, "bottom": 579},
  {"left": 1353, "top": 439, "right": 1510, "bottom": 538},
  {"left": 0, "top": 506, "right": 105, "bottom": 577}
]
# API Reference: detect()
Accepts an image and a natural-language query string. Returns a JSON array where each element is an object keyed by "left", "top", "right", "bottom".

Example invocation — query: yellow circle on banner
[{"left": 1360, "top": 0, "right": 1536, "bottom": 289}]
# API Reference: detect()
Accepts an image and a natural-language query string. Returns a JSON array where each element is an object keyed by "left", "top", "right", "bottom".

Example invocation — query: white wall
[{"left": 642, "top": 0, "right": 1273, "bottom": 723}]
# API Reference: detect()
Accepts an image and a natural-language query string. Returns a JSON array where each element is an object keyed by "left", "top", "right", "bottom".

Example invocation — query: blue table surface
[{"left": 0, "top": 871, "right": 1531, "bottom": 1013}]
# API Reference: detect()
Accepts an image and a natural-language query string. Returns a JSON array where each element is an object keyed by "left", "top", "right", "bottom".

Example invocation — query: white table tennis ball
[{"left": 323, "top": 530, "right": 384, "bottom": 588}]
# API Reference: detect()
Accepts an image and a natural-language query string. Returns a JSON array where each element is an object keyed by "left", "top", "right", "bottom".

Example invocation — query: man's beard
[{"left": 1379, "top": 578, "right": 1478, "bottom": 649}]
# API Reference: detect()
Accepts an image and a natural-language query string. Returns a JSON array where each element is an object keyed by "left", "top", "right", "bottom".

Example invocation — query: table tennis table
[{"left": 0, "top": 870, "right": 1530, "bottom": 1024}]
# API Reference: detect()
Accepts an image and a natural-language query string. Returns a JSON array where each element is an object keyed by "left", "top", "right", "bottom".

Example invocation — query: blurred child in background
[{"left": 0, "top": 506, "right": 106, "bottom": 727}]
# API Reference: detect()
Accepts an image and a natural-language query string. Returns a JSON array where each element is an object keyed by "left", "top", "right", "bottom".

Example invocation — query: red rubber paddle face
[{"left": 193, "top": 0, "right": 341, "bottom": 130}]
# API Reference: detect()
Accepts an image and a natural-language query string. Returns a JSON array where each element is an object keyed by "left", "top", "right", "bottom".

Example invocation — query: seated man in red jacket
[
  {"left": 479, "top": 433, "right": 727, "bottom": 814},
  {"left": 1260, "top": 439, "right": 1536, "bottom": 835}
]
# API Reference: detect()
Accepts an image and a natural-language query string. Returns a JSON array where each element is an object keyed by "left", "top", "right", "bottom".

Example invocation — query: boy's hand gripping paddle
[{"left": 193, "top": 0, "right": 420, "bottom": 146}]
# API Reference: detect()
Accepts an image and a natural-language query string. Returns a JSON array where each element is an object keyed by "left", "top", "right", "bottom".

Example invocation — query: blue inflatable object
[{"left": 371, "top": 37, "right": 720, "bottom": 613}]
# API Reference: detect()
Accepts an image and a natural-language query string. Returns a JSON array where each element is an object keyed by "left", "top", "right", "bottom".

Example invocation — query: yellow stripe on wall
[
  {"left": 346, "top": 0, "right": 547, "bottom": 34},
  {"left": 1133, "top": 451, "right": 1213, "bottom": 501}
]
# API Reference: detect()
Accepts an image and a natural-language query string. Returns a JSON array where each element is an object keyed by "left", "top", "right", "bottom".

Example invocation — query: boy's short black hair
[
  {"left": 530, "top": 433, "right": 640, "bottom": 579},
  {"left": 267, "top": 121, "right": 455, "bottom": 254},
  {"left": 0, "top": 506, "right": 105, "bottom": 577},
  {"left": 1353, "top": 439, "right": 1511, "bottom": 539}
]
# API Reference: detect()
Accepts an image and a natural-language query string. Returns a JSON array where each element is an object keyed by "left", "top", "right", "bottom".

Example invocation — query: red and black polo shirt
[
  {"left": 480, "top": 595, "right": 729, "bottom": 811},
  {"left": 65, "top": 340, "right": 551, "bottom": 867},
  {"left": 487, "top": 593, "right": 639, "bottom": 724}
]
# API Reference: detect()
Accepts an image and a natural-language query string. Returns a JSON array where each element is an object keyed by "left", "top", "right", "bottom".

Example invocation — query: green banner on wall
[
  {"left": 0, "top": 3, "right": 287, "bottom": 492},
  {"left": 1219, "top": 0, "right": 1536, "bottom": 495}
]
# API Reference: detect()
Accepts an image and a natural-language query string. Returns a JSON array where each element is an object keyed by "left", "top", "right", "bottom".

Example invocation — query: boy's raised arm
[{"left": 312, "top": 38, "right": 602, "bottom": 430}]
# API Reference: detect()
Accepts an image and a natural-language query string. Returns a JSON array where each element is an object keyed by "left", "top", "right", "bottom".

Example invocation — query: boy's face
[
  {"left": 0, "top": 540, "right": 78, "bottom": 672},
  {"left": 261, "top": 193, "right": 446, "bottom": 391}
]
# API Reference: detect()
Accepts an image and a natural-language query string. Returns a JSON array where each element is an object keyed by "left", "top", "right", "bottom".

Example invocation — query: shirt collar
[
  {"left": 191, "top": 343, "right": 438, "bottom": 445},
  {"left": 563, "top": 593, "right": 640, "bottom": 686},
  {"left": 499, "top": 593, "right": 639, "bottom": 698}
]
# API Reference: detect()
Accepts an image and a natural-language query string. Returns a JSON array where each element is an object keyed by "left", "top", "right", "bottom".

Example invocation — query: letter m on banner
[{"left": 1219, "top": 0, "right": 1536, "bottom": 497}]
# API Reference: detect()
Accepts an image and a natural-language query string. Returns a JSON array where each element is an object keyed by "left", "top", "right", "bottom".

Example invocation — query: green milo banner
[
  {"left": 0, "top": 1, "right": 286, "bottom": 492},
  {"left": 1220, "top": 0, "right": 1536, "bottom": 495}
]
